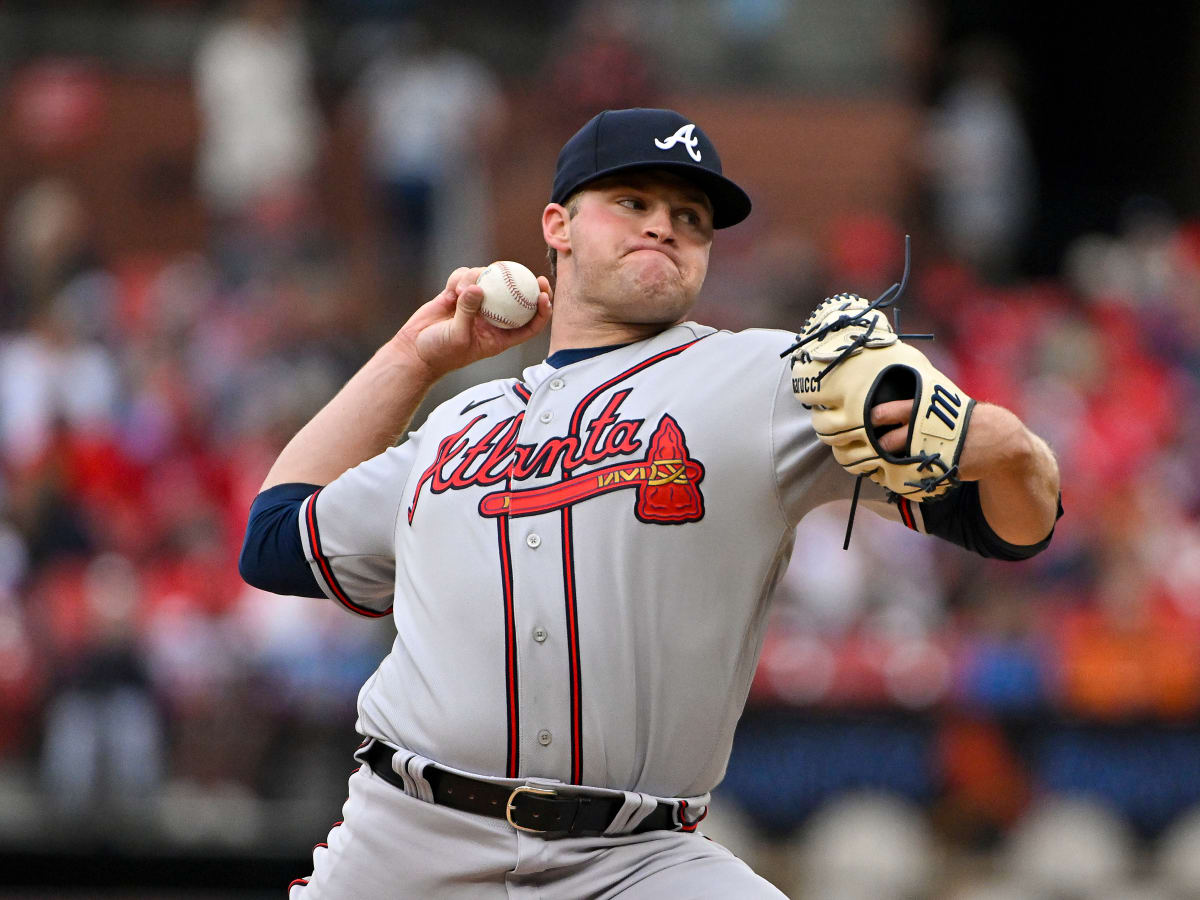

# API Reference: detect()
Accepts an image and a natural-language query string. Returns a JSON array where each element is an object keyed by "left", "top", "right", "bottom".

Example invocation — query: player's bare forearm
[
  {"left": 260, "top": 268, "right": 552, "bottom": 490},
  {"left": 872, "top": 400, "right": 1059, "bottom": 546},
  {"left": 957, "top": 403, "right": 1060, "bottom": 545},
  {"left": 259, "top": 340, "right": 438, "bottom": 490}
]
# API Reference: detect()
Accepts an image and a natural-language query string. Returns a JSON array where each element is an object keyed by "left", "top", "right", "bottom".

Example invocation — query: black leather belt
[{"left": 361, "top": 741, "right": 685, "bottom": 839}]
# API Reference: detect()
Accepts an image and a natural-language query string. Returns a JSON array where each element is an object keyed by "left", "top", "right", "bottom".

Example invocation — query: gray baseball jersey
[{"left": 296, "top": 322, "right": 909, "bottom": 801}]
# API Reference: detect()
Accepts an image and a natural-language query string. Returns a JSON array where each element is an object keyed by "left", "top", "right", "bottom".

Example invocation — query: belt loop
[
  {"left": 395, "top": 750, "right": 435, "bottom": 804},
  {"left": 353, "top": 740, "right": 372, "bottom": 766},
  {"left": 603, "top": 791, "right": 659, "bottom": 835},
  {"left": 675, "top": 799, "right": 708, "bottom": 833}
]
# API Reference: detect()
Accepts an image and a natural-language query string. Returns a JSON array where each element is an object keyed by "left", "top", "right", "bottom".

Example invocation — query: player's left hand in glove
[{"left": 789, "top": 291, "right": 975, "bottom": 501}]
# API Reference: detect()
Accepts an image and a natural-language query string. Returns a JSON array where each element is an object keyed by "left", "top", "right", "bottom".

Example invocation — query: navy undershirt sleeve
[
  {"left": 919, "top": 481, "right": 1064, "bottom": 560},
  {"left": 239, "top": 482, "right": 325, "bottom": 597}
]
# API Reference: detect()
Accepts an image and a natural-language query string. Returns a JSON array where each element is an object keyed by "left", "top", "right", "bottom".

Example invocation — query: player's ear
[{"left": 543, "top": 203, "right": 571, "bottom": 255}]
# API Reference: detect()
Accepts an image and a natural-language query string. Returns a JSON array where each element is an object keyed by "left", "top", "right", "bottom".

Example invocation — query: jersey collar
[{"left": 545, "top": 343, "right": 632, "bottom": 369}]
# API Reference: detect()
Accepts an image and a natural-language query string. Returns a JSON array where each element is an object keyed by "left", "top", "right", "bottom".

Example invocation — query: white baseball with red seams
[{"left": 477, "top": 261, "right": 539, "bottom": 329}]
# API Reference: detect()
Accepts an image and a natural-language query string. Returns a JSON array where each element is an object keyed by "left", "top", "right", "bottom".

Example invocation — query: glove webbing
[
  {"left": 793, "top": 316, "right": 885, "bottom": 411},
  {"left": 779, "top": 237, "right": 930, "bottom": 362},
  {"left": 785, "top": 237, "right": 945, "bottom": 549}
]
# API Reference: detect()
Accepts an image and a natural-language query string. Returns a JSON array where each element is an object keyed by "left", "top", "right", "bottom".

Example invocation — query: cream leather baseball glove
[{"left": 789, "top": 291, "right": 975, "bottom": 501}]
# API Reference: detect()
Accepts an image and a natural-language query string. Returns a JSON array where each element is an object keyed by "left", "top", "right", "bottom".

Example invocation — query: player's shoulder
[{"left": 673, "top": 322, "right": 799, "bottom": 358}]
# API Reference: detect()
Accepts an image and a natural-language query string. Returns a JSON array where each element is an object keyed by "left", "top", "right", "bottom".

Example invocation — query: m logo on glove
[{"left": 925, "top": 384, "right": 963, "bottom": 430}]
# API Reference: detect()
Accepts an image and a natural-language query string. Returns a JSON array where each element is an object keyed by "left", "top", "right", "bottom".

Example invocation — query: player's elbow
[
  {"left": 237, "top": 536, "right": 271, "bottom": 591},
  {"left": 239, "top": 526, "right": 284, "bottom": 593},
  {"left": 238, "top": 487, "right": 327, "bottom": 598},
  {"left": 238, "top": 523, "right": 325, "bottom": 597}
]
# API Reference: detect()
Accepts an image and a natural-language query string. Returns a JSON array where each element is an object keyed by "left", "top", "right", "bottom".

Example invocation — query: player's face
[{"left": 564, "top": 171, "right": 714, "bottom": 326}]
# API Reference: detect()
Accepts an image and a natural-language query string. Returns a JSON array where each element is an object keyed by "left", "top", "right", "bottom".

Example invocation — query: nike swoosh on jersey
[{"left": 461, "top": 394, "right": 504, "bottom": 415}]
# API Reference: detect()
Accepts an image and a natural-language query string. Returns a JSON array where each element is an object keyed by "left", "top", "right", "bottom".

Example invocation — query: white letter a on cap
[{"left": 654, "top": 124, "right": 701, "bottom": 162}]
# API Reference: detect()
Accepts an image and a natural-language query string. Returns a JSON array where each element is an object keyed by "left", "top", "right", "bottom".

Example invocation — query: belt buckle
[{"left": 506, "top": 784, "right": 559, "bottom": 833}]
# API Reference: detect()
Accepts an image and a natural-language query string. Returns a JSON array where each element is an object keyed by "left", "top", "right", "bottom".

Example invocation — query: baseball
[{"left": 476, "top": 261, "right": 540, "bottom": 329}]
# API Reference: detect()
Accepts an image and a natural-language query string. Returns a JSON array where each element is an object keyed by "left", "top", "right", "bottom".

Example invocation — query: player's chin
[
  {"left": 628, "top": 287, "right": 696, "bottom": 326},
  {"left": 630, "top": 261, "right": 688, "bottom": 297}
]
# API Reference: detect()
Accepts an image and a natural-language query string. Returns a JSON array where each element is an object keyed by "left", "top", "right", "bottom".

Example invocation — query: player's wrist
[
  {"left": 380, "top": 333, "right": 442, "bottom": 388},
  {"left": 962, "top": 403, "right": 1031, "bottom": 480}
]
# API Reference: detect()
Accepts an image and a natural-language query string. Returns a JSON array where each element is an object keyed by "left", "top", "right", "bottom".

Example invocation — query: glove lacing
[
  {"left": 782, "top": 236, "right": 949, "bottom": 549},
  {"left": 906, "top": 454, "right": 959, "bottom": 494}
]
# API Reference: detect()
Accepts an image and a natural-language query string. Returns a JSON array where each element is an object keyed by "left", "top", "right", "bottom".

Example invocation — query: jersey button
[
  {"left": 537, "top": 730, "right": 552, "bottom": 746},
  {"left": 526, "top": 533, "right": 541, "bottom": 549},
  {"left": 533, "top": 626, "right": 548, "bottom": 643},
  {"left": 538, "top": 410, "right": 553, "bottom": 424},
  {"left": 549, "top": 378, "right": 565, "bottom": 391}
]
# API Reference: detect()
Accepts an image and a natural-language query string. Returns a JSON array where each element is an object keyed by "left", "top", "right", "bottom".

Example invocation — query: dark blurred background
[{"left": 0, "top": 2, "right": 1199, "bottom": 898}]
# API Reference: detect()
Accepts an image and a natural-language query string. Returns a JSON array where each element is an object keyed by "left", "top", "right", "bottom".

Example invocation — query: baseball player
[{"left": 240, "top": 108, "right": 1061, "bottom": 898}]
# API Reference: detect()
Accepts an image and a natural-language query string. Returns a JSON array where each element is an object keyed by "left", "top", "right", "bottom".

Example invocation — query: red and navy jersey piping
[
  {"left": 896, "top": 496, "right": 918, "bottom": 531},
  {"left": 496, "top": 476, "right": 521, "bottom": 778},
  {"left": 560, "top": 505, "right": 583, "bottom": 784}
]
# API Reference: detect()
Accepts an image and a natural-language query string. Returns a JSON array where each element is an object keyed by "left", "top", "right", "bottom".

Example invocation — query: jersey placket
[{"left": 507, "top": 377, "right": 579, "bottom": 783}]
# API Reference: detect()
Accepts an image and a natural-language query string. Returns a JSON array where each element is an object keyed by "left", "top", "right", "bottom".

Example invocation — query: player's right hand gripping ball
[
  {"left": 790, "top": 293, "right": 975, "bottom": 499},
  {"left": 477, "top": 261, "right": 540, "bottom": 329}
]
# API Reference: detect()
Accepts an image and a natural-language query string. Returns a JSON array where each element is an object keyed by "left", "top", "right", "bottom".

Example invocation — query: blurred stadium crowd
[{"left": 0, "top": 1, "right": 1199, "bottom": 897}]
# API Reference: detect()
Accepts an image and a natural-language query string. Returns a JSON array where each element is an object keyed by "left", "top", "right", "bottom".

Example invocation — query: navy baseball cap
[{"left": 550, "top": 108, "right": 752, "bottom": 229}]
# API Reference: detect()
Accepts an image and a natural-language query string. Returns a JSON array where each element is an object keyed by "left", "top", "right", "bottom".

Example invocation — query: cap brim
[{"left": 559, "top": 161, "right": 752, "bottom": 230}]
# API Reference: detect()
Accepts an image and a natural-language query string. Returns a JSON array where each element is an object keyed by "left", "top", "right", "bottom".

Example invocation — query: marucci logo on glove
[{"left": 792, "top": 375, "right": 823, "bottom": 396}]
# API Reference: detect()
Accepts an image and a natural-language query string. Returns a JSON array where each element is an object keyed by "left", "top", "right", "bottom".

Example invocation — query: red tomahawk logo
[{"left": 478, "top": 415, "right": 705, "bottom": 524}]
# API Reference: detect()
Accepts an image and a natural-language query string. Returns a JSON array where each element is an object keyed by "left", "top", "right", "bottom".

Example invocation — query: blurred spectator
[
  {"left": 38, "top": 554, "right": 164, "bottom": 828},
  {"left": 0, "top": 289, "right": 120, "bottom": 472},
  {"left": 545, "top": 2, "right": 659, "bottom": 127},
  {"left": 0, "top": 182, "right": 122, "bottom": 571},
  {"left": 194, "top": 0, "right": 324, "bottom": 280},
  {"left": 0, "top": 590, "right": 38, "bottom": 761},
  {"left": 936, "top": 714, "right": 1032, "bottom": 844},
  {"left": 1, "top": 178, "right": 104, "bottom": 332},
  {"left": 346, "top": 17, "right": 505, "bottom": 298},
  {"left": 776, "top": 503, "right": 946, "bottom": 641},
  {"left": 921, "top": 39, "right": 1035, "bottom": 281},
  {"left": 143, "top": 587, "right": 255, "bottom": 788}
]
